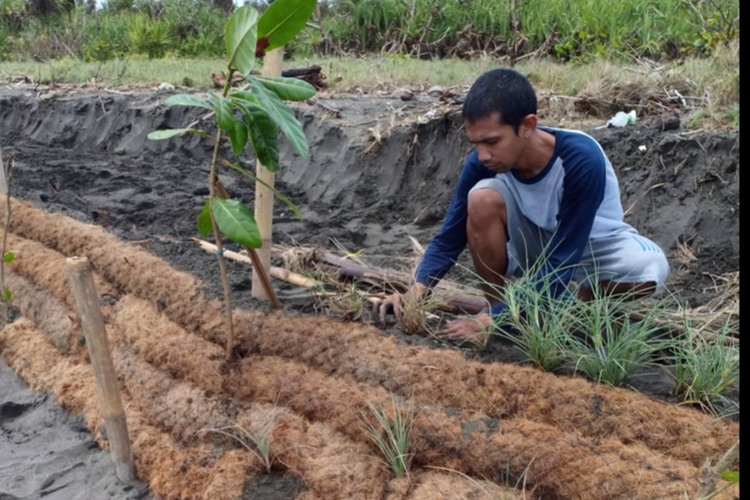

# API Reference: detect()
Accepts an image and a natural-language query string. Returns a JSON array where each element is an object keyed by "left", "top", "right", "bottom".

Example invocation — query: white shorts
[{"left": 469, "top": 177, "right": 670, "bottom": 292}]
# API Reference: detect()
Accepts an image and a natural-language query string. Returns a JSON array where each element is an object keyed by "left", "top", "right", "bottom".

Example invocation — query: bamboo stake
[
  {"left": 65, "top": 257, "right": 134, "bottom": 484},
  {"left": 0, "top": 143, "right": 7, "bottom": 195},
  {"left": 215, "top": 180, "right": 281, "bottom": 310},
  {"left": 0, "top": 145, "right": 10, "bottom": 323},
  {"left": 252, "top": 47, "right": 284, "bottom": 301}
]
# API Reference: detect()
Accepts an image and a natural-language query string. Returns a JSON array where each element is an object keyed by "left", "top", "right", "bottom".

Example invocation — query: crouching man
[{"left": 375, "top": 68, "right": 669, "bottom": 344}]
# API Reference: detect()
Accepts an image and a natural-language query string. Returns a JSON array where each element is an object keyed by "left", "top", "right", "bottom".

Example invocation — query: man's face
[{"left": 465, "top": 112, "right": 530, "bottom": 173}]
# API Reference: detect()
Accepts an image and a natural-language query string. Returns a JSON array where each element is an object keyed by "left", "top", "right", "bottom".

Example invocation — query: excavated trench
[
  {"left": 0, "top": 89, "right": 739, "bottom": 308},
  {"left": 0, "top": 88, "right": 740, "bottom": 500}
]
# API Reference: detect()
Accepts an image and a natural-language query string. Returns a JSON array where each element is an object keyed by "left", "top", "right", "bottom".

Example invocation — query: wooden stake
[
  {"left": 65, "top": 257, "right": 134, "bottom": 484},
  {"left": 252, "top": 47, "right": 284, "bottom": 301},
  {"left": 0, "top": 144, "right": 6, "bottom": 195},
  {"left": 215, "top": 180, "right": 281, "bottom": 310}
]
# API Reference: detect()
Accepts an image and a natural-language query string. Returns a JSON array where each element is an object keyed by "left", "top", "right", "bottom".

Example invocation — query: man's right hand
[{"left": 374, "top": 283, "right": 427, "bottom": 326}]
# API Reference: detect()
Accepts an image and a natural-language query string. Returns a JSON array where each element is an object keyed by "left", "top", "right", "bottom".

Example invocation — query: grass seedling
[
  {"left": 205, "top": 424, "right": 274, "bottom": 474},
  {"left": 0, "top": 145, "right": 15, "bottom": 323},
  {"left": 322, "top": 280, "right": 370, "bottom": 323},
  {"left": 672, "top": 315, "right": 739, "bottom": 416},
  {"left": 493, "top": 279, "right": 573, "bottom": 371},
  {"left": 397, "top": 286, "right": 442, "bottom": 336},
  {"left": 362, "top": 398, "right": 417, "bottom": 478},
  {"left": 562, "top": 292, "right": 668, "bottom": 386},
  {"left": 484, "top": 249, "right": 580, "bottom": 372}
]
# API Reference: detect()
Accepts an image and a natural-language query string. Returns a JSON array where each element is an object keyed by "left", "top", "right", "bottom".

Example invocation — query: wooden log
[
  {"left": 194, "top": 239, "right": 487, "bottom": 315},
  {"left": 282, "top": 66, "right": 326, "bottom": 90},
  {"left": 281, "top": 65, "right": 322, "bottom": 78},
  {"left": 311, "top": 258, "right": 488, "bottom": 314},
  {"left": 192, "top": 238, "right": 318, "bottom": 289},
  {"left": 65, "top": 257, "right": 134, "bottom": 484},
  {"left": 252, "top": 47, "right": 283, "bottom": 302}
]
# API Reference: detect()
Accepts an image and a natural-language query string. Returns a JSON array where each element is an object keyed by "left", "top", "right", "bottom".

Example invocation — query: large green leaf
[
  {"left": 257, "top": 0, "right": 317, "bottom": 53},
  {"left": 225, "top": 5, "right": 260, "bottom": 75},
  {"left": 236, "top": 101, "right": 280, "bottom": 171},
  {"left": 164, "top": 94, "right": 211, "bottom": 109},
  {"left": 197, "top": 200, "right": 213, "bottom": 238},
  {"left": 249, "top": 82, "right": 308, "bottom": 158},
  {"left": 252, "top": 75, "right": 316, "bottom": 102},
  {"left": 221, "top": 159, "right": 302, "bottom": 220},
  {"left": 213, "top": 199, "right": 262, "bottom": 248},
  {"left": 3, "top": 251, "right": 15, "bottom": 264},
  {"left": 228, "top": 119, "right": 249, "bottom": 156},
  {"left": 207, "top": 92, "right": 238, "bottom": 132},
  {"left": 230, "top": 96, "right": 279, "bottom": 170}
]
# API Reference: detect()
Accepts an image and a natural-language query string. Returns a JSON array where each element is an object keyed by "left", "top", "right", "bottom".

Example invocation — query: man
[{"left": 375, "top": 68, "right": 669, "bottom": 344}]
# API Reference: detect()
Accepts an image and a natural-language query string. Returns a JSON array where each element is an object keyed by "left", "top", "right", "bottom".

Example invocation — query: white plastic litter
[{"left": 607, "top": 110, "right": 637, "bottom": 128}]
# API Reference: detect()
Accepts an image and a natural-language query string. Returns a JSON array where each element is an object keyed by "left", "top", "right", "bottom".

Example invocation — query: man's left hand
[{"left": 436, "top": 313, "right": 493, "bottom": 346}]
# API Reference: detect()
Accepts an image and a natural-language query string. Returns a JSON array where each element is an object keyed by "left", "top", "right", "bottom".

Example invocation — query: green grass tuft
[
  {"left": 561, "top": 291, "right": 670, "bottom": 387},
  {"left": 672, "top": 318, "right": 739, "bottom": 417},
  {"left": 362, "top": 398, "right": 416, "bottom": 478}
]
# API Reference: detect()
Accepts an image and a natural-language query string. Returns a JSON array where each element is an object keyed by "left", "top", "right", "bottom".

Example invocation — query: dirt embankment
[{"left": 0, "top": 89, "right": 739, "bottom": 309}]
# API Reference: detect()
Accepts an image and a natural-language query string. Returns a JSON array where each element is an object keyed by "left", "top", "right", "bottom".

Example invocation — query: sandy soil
[
  {"left": 0, "top": 354, "right": 156, "bottom": 500},
  {"left": 0, "top": 86, "right": 740, "bottom": 500}
]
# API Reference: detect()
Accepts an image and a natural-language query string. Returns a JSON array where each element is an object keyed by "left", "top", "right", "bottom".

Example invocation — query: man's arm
[{"left": 414, "top": 151, "right": 495, "bottom": 288}]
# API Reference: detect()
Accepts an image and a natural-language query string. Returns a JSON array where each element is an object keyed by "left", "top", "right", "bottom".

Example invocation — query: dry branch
[
  {"left": 696, "top": 439, "right": 740, "bottom": 500},
  {"left": 278, "top": 245, "right": 487, "bottom": 314},
  {"left": 193, "top": 238, "right": 318, "bottom": 288}
]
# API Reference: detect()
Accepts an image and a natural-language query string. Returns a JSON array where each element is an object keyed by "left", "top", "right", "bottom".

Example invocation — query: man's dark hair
[{"left": 462, "top": 68, "right": 537, "bottom": 134}]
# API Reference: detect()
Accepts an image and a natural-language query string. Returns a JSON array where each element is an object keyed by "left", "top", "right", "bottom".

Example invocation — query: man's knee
[{"left": 467, "top": 187, "right": 507, "bottom": 229}]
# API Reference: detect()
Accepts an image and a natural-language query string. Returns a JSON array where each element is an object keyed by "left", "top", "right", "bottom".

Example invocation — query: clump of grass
[
  {"left": 362, "top": 398, "right": 417, "bottom": 478},
  {"left": 308, "top": 0, "right": 738, "bottom": 60},
  {"left": 204, "top": 424, "right": 273, "bottom": 474},
  {"left": 323, "top": 280, "right": 370, "bottom": 323},
  {"left": 397, "top": 286, "right": 441, "bottom": 336},
  {"left": 561, "top": 291, "right": 669, "bottom": 387},
  {"left": 487, "top": 254, "right": 580, "bottom": 372},
  {"left": 486, "top": 256, "right": 673, "bottom": 383},
  {"left": 492, "top": 279, "right": 574, "bottom": 372},
  {"left": 672, "top": 317, "right": 739, "bottom": 416}
]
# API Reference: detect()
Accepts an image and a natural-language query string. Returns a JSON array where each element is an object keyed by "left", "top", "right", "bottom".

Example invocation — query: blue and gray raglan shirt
[{"left": 414, "top": 126, "right": 633, "bottom": 320}]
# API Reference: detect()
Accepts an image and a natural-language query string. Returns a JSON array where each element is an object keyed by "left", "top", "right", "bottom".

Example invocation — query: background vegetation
[{"left": 0, "top": 0, "right": 740, "bottom": 63}]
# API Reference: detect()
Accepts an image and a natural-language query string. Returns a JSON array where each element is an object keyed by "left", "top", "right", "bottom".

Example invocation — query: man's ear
[{"left": 520, "top": 114, "right": 538, "bottom": 138}]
